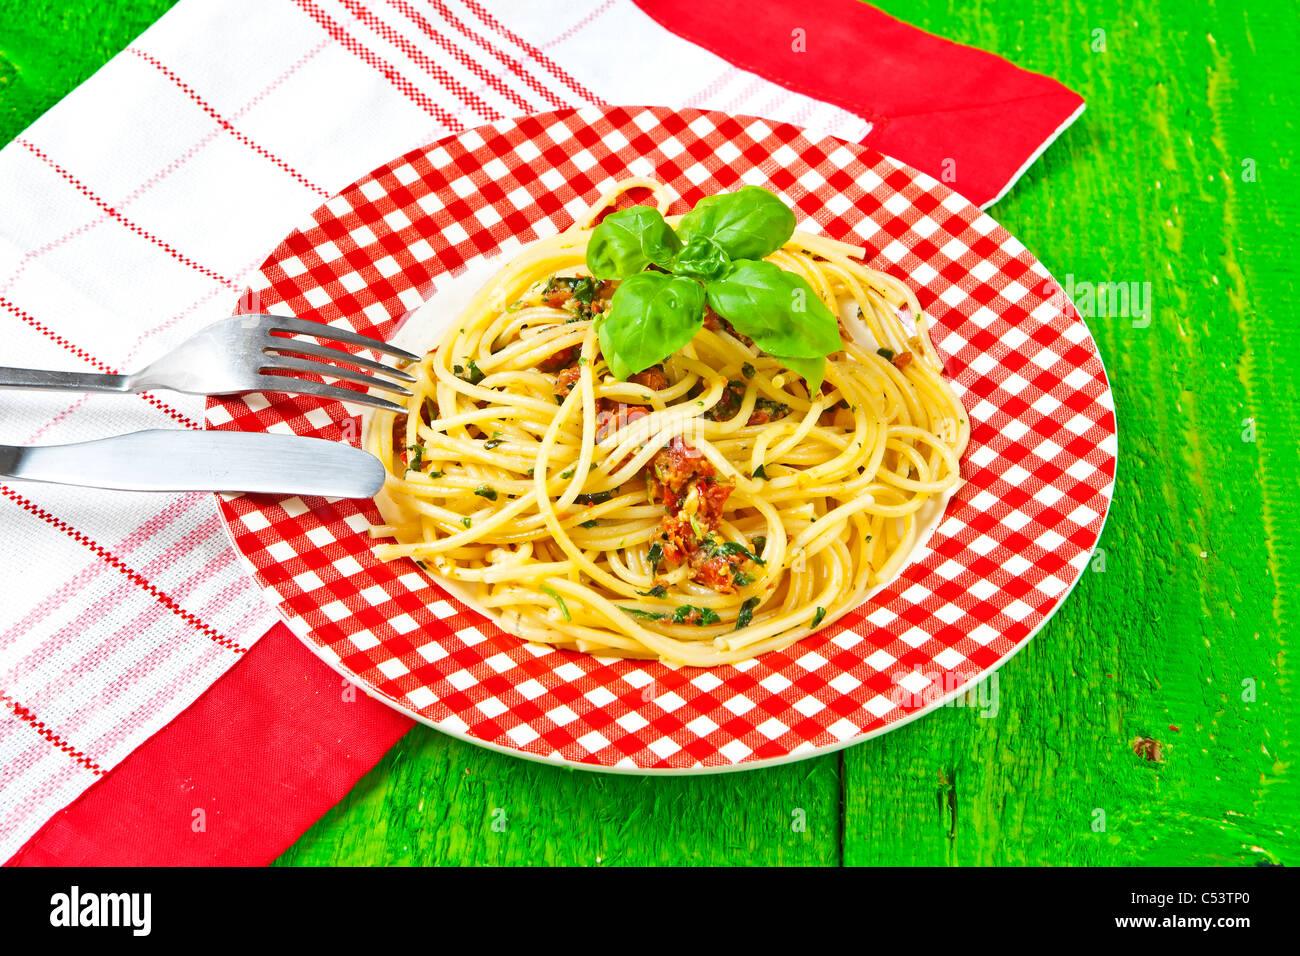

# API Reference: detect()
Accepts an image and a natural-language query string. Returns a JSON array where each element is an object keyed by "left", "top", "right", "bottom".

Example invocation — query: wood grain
[{"left": 0, "top": 0, "right": 1293, "bottom": 867}]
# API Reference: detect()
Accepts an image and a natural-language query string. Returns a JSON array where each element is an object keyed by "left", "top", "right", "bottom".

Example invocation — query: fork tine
[
  {"left": 262, "top": 338, "right": 416, "bottom": 382},
  {"left": 258, "top": 315, "right": 420, "bottom": 362},
  {"left": 260, "top": 355, "right": 412, "bottom": 395},
  {"left": 252, "top": 374, "right": 407, "bottom": 413}
]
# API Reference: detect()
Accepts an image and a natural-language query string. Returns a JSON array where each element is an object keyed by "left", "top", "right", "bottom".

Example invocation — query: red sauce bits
[
  {"left": 539, "top": 276, "right": 615, "bottom": 318},
  {"left": 628, "top": 364, "right": 669, "bottom": 392},
  {"left": 646, "top": 438, "right": 753, "bottom": 593},
  {"left": 540, "top": 345, "right": 580, "bottom": 374},
  {"left": 594, "top": 398, "right": 649, "bottom": 444},
  {"left": 553, "top": 364, "right": 582, "bottom": 400}
]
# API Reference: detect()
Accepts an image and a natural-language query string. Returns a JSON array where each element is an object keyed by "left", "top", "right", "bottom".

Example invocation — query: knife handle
[{"left": 0, "top": 366, "right": 132, "bottom": 392}]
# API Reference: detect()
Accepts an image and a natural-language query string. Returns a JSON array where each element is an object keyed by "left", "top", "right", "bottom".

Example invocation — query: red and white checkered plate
[{"left": 207, "top": 106, "right": 1116, "bottom": 772}]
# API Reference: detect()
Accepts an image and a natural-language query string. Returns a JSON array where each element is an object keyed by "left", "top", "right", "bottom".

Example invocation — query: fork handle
[{"left": 0, "top": 366, "right": 132, "bottom": 393}]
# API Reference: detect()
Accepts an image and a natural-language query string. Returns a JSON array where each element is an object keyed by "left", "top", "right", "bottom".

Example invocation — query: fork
[{"left": 0, "top": 314, "right": 419, "bottom": 412}]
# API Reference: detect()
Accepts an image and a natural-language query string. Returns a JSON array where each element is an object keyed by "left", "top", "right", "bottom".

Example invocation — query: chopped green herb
[
  {"left": 540, "top": 585, "right": 571, "bottom": 621},
  {"left": 620, "top": 603, "right": 719, "bottom": 626},
  {"left": 647, "top": 542, "right": 664, "bottom": 573},
  {"left": 483, "top": 438, "right": 505, "bottom": 450},
  {"left": 811, "top": 606, "right": 827, "bottom": 629},
  {"left": 455, "top": 357, "right": 485, "bottom": 385},
  {"left": 752, "top": 464, "right": 768, "bottom": 480},
  {"left": 406, "top": 443, "right": 425, "bottom": 469},
  {"left": 741, "top": 362, "right": 756, "bottom": 379},
  {"left": 620, "top": 606, "right": 667, "bottom": 621},
  {"left": 427, "top": 470, "right": 444, "bottom": 479},
  {"left": 580, "top": 519, "right": 600, "bottom": 529},
  {"left": 575, "top": 489, "right": 615, "bottom": 505},
  {"left": 732, "top": 570, "right": 755, "bottom": 587},
  {"left": 561, "top": 468, "right": 575, "bottom": 479},
  {"left": 461, "top": 516, "right": 472, "bottom": 528},
  {"left": 672, "top": 605, "right": 721, "bottom": 626},
  {"left": 752, "top": 535, "right": 767, "bottom": 556},
  {"left": 736, "top": 596, "right": 760, "bottom": 630},
  {"left": 876, "top": 347, "right": 895, "bottom": 361},
  {"left": 702, "top": 535, "right": 766, "bottom": 565},
  {"left": 474, "top": 485, "right": 498, "bottom": 501},
  {"left": 753, "top": 397, "right": 790, "bottom": 420},
  {"left": 638, "top": 585, "right": 668, "bottom": 598},
  {"left": 544, "top": 275, "right": 599, "bottom": 304}
]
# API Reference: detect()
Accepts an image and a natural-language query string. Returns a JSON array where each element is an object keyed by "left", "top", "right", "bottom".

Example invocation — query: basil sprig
[
  {"left": 587, "top": 206, "right": 681, "bottom": 278},
  {"left": 584, "top": 187, "right": 842, "bottom": 391},
  {"left": 596, "top": 273, "right": 706, "bottom": 380}
]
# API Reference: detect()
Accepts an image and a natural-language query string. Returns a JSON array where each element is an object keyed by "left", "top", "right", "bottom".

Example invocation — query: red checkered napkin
[{"left": 209, "top": 105, "right": 1116, "bottom": 770}]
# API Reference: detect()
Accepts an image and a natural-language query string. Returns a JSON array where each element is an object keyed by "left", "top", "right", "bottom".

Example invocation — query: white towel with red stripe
[{"left": 0, "top": 0, "right": 1082, "bottom": 861}]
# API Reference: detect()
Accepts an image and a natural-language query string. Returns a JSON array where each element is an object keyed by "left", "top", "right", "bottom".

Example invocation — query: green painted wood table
[{"left": 2, "top": 0, "right": 1294, "bottom": 866}]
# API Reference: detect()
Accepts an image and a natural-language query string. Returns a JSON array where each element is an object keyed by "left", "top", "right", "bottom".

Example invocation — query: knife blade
[{"left": 0, "top": 429, "right": 385, "bottom": 498}]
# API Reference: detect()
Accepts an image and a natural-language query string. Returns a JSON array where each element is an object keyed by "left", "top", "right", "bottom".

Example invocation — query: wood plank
[
  {"left": 275, "top": 728, "right": 842, "bottom": 865},
  {"left": 842, "top": 0, "right": 1298, "bottom": 866}
]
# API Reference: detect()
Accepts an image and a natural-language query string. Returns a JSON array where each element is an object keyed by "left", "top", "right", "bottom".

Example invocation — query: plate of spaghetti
[{"left": 210, "top": 106, "right": 1116, "bottom": 772}]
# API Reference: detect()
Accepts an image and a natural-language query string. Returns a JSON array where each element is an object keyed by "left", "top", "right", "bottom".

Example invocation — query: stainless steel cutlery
[
  {"left": 1, "top": 314, "right": 411, "bottom": 497},
  {"left": 0, "top": 429, "right": 385, "bottom": 497},
  {"left": 0, "top": 314, "right": 418, "bottom": 413}
]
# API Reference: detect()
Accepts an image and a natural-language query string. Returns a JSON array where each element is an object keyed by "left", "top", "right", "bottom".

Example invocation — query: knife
[{"left": 0, "top": 429, "right": 385, "bottom": 497}]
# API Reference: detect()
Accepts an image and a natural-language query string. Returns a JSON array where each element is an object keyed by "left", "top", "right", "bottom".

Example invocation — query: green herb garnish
[
  {"left": 406, "top": 443, "right": 425, "bottom": 470},
  {"left": 647, "top": 542, "right": 664, "bottom": 573},
  {"left": 461, "top": 516, "right": 472, "bottom": 528},
  {"left": 702, "top": 535, "right": 766, "bottom": 565},
  {"left": 673, "top": 605, "right": 720, "bottom": 626},
  {"left": 586, "top": 187, "right": 841, "bottom": 390},
  {"left": 540, "top": 586, "right": 571, "bottom": 621},
  {"left": 638, "top": 584, "right": 667, "bottom": 598},
  {"left": 876, "top": 347, "right": 895, "bottom": 361},
  {"left": 455, "top": 358, "right": 485, "bottom": 385},
  {"left": 811, "top": 606, "right": 827, "bottom": 629},
  {"left": 483, "top": 437, "right": 504, "bottom": 450},
  {"left": 580, "top": 519, "right": 600, "bottom": 529},
  {"left": 575, "top": 490, "right": 615, "bottom": 505},
  {"left": 544, "top": 275, "right": 600, "bottom": 304},
  {"left": 752, "top": 464, "right": 768, "bottom": 480},
  {"left": 620, "top": 604, "right": 720, "bottom": 626},
  {"left": 620, "top": 606, "right": 669, "bottom": 621},
  {"left": 736, "top": 596, "right": 760, "bottom": 630},
  {"left": 474, "top": 485, "right": 498, "bottom": 501}
]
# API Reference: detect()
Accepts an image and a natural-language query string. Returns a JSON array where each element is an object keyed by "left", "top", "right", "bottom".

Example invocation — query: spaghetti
[{"left": 367, "top": 180, "right": 968, "bottom": 665}]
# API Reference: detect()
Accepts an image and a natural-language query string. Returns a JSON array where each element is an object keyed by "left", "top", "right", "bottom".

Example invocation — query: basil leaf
[
  {"left": 670, "top": 235, "right": 730, "bottom": 280},
  {"left": 596, "top": 272, "right": 705, "bottom": 379},
  {"left": 705, "top": 259, "right": 841, "bottom": 360},
  {"left": 771, "top": 354, "right": 826, "bottom": 393},
  {"left": 676, "top": 186, "right": 795, "bottom": 261},
  {"left": 586, "top": 206, "right": 681, "bottom": 279}
]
